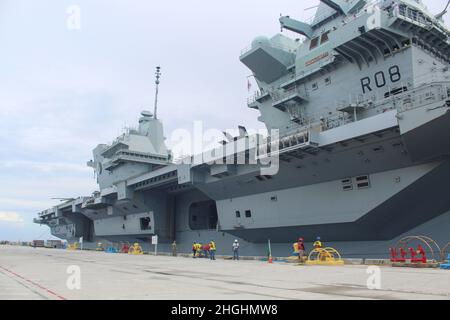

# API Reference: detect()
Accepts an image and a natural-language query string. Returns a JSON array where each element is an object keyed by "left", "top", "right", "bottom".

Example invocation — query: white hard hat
[{"left": 234, "top": 239, "right": 238, "bottom": 242}]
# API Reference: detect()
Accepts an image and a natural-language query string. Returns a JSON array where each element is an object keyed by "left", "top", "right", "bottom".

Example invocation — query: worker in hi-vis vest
[
  {"left": 313, "top": 237, "right": 322, "bottom": 249},
  {"left": 209, "top": 240, "right": 216, "bottom": 260}
]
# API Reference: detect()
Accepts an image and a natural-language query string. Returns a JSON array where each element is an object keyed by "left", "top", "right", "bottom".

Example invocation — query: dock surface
[{"left": 0, "top": 246, "right": 449, "bottom": 300}]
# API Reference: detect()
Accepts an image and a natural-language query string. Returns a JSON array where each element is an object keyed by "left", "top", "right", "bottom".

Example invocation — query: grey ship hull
[
  {"left": 37, "top": 105, "right": 450, "bottom": 258},
  {"left": 35, "top": 0, "right": 450, "bottom": 258}
]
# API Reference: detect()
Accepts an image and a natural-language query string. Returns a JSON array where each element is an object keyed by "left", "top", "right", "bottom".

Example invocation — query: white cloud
[
  {"left": 1, "top": 160, "right": 91, "bottom": 173},
  {"left": 0, "top": 198, "right": 56, "bottom": 211},
  {"left": 0, "top": 211, "right": 24, "bottom": 223}
]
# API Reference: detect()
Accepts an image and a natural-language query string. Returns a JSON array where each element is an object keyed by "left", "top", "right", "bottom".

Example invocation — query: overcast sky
[{"left": 0, "top": 0, "right": 448, "bottom": 241}]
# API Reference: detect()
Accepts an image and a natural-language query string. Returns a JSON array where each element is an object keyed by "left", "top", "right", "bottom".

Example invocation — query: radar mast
[{"left": 153, "top": 66, "right": 161, "bottom": 120}]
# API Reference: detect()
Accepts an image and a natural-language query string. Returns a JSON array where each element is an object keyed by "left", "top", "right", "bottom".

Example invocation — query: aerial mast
[{"left": 153, "top": 66, "right": 162, "bottom": 120}]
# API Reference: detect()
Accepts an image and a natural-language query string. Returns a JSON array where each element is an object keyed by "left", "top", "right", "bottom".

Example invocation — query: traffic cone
[{"left": 268, "top": 254, "right": 273, "bottom": 264}]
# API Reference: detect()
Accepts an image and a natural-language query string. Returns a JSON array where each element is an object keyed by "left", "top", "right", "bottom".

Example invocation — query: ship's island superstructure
[{"left": 35, "top": 0, "right": 450, "bottom": 257}]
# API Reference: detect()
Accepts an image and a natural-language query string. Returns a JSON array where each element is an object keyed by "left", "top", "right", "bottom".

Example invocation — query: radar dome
[
  {"left": 251, "top": 36, "right": 270, "bottom": 49},
  {"left": 141, "top": 110, "right": 153, "bottom": 118}
]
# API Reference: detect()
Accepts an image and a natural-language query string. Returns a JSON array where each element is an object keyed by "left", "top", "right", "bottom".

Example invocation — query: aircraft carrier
[{"left": 35, "top": 0, "right": 450, "bottom": 258}]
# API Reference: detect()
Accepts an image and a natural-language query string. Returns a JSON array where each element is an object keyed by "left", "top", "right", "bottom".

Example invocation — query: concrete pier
[{"left": 0, "top": 246, "right": 448, "bottom": 300}]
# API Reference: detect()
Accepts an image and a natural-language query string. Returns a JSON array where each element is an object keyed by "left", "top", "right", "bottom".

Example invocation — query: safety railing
[
  {"left": 396, "top": 2, "right": 450, "bottom": 36},
  {"left": 305, "top": 0, "right": 384, "bottom": 26},
  {"left": 397, "top": 4, "right": 432, "bottom": 27},
  {"left": 285, "top": 81, "right": 449, "bottom": 134},
  {"left": 271, "top": 86, "right": 308, "bottom": 106},
  {"left": 247, "top": 90, "right": 271, "bottom": 106}
]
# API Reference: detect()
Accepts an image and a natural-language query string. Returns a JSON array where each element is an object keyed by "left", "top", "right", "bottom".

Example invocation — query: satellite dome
[
  {"left": 141, "top": 110, "right": 153, "bottom": 118},
  {"left": 251, "top": 36, "right": 270, "bottom": 49}
]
